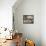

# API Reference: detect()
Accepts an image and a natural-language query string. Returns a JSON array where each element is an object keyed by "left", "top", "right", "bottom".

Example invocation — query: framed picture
[{"left": 23, "top": 15, "right": 34, "bottom": 24}]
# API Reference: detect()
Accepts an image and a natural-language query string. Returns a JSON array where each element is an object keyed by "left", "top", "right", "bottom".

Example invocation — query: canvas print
[{"left": 23, "top": 15, "right": 34, "bottom": 24}]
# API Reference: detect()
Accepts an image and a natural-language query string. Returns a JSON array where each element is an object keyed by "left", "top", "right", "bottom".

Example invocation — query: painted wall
[
  {"left": 41, "top": 0, "right": 46, "bottom": 46},
  {"left": 0, "top": 0, "right": 16, "bottom": 30},
  {"left": 13, "top": 0, "right": 41, "bottom": 46}
]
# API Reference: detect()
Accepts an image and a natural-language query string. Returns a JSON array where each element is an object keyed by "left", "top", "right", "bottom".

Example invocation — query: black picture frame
[{"left": 23, "top": 15, "right": 34, "bottom": 24}]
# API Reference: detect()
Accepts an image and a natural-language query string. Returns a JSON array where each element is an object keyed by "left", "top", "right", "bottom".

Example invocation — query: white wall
[
  {"left": 41, "top": 0, "right": 46, "bottom": 46},
  {"left": 13, "top": 0, "right": 41, "bottom": 46},
  {"left": 0, "top": 0, "right": 16, "bottom": 29}
]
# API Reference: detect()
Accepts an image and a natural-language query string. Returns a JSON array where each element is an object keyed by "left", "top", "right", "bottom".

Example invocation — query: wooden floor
[{"left": 0, "top": 39, "right": 16, "bottom": 46}]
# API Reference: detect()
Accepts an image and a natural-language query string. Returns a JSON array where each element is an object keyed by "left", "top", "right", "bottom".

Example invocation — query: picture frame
[{"left": 23, "top": 15, "right": 34, "bottom": 24}]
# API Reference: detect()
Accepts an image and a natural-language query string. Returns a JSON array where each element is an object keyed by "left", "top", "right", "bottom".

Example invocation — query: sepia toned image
[{"left": 23, "top": 15, "right": 34, "bottom": 24}]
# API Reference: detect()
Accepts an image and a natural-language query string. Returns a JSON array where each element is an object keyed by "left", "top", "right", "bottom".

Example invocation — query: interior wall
[
  {"left": 13, "top": 0, "right": 41, "bottom": 46},
  {"left": 0, "top": 0, "right": 16, "bottom": 30},
  {"left": 41, "top": 0, "right": 46, "bottom": 46}
]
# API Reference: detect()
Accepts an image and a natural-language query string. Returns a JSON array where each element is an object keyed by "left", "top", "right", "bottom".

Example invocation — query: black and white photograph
[{"left": 23, "top": 15, "right": 34, "bottom": 24}]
